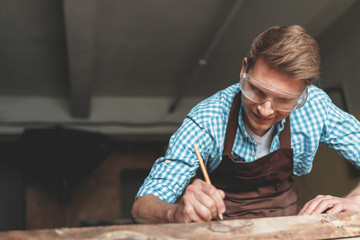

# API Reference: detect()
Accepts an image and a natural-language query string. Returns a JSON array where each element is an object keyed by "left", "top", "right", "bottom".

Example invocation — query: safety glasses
[{"left": 239, "top": 73, "right": 308, "bottom": 112}]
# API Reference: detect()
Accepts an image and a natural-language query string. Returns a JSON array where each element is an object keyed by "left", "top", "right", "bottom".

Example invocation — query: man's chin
[{"left": 250, "top": 117, "right": 275, "bottom": 134}]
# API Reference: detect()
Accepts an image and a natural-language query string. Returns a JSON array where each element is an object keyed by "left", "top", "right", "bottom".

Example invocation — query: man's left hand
[{"left": 299, "top": 194, "right": 360, "bottom": 215}]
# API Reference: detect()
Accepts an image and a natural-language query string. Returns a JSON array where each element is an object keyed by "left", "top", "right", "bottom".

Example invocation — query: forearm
[
  {"left": 346, "top": 182, "right": 360, "bottom": 202},
  {"left": 131, "top": 194, "right": 176, "bottom": 224}
]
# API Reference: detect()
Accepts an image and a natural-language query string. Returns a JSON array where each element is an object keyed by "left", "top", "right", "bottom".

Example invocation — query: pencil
[{"left": 193, "top": 144, "right": 223, "bottom": 220}]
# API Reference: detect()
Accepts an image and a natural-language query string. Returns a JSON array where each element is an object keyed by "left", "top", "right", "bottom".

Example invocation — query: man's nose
[{"left": 257, "top": 99, "right": 275, "bottom": 116}]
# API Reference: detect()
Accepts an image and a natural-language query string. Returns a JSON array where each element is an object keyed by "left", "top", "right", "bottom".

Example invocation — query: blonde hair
[{"left": 247, "top": 25, "right": 320, "bottom": 84}]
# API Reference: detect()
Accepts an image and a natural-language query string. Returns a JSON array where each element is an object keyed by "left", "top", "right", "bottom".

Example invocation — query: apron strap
[
  {"left": 279, "top": 117, "right": 291, "bottom": 149},
  {"left": 223, "top": 92, "right": 242, "bottom": 156}
]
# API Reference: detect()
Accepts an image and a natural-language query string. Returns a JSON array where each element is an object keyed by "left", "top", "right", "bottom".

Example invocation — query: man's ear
[{"left": 240, "top": 58, "right": 248, "bottom": 78}]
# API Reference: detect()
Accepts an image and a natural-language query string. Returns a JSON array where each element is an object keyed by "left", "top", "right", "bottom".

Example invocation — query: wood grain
[{"left": 1, "top": 212, "right": 360, "bottom": 240}]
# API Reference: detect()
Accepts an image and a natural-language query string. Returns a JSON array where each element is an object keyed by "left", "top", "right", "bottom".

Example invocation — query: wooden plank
[{"left": 1, "top": 212, "right": 360, "bottom": 240}]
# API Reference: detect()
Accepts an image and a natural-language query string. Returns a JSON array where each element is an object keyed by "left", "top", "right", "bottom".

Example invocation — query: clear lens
[{"left": 239, "top": 74, "right": 307, "bottom": 112}]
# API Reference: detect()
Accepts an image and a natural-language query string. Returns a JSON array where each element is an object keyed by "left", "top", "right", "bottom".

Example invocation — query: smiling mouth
[{"left": 252, "top": 112, "right": 273, "bottom": 124}]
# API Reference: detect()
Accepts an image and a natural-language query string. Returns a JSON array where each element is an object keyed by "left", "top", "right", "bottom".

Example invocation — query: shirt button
[
  {"left": 165, "top": 160, "right": 169, "bottom": 164},
  {"left": 251, "top": 152, "right": 255, "bottom": 157}
]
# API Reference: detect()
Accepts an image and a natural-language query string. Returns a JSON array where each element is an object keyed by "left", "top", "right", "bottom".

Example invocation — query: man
[{"left": 131, "top": 25, "right": 360, "bottom": 223}]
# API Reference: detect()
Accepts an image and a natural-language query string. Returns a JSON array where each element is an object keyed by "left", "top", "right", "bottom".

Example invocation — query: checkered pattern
[{"left": 136, "top": 84, "right": 360, "bottom": 203}]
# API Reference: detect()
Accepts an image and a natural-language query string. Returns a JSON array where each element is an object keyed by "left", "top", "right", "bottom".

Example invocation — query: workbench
[{"left": 0, "top": 212, "right": 359, "bottom": 240}]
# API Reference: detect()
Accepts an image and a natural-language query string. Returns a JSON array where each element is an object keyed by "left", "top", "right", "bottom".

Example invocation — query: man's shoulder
[
  {"left": 188, "top": 84, "right": 239, "bottom": 121},
  {"left": 291, "top": 84, "right": 333, "bottom": 124},
  {"left": 306, "top": 85, "right": 331, "bottom": 102}
]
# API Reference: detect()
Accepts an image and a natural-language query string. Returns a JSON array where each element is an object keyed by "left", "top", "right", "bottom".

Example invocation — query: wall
[
  {"left": 25, "top": 141, "right": 166, "bottom": 229},
  {"left": 317, "top": 1, "right": 360, "bottom": 114}
]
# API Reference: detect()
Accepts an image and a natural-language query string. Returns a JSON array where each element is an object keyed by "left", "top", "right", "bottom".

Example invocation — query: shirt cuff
[{"left": 135, "top": 180, "right": 179, "bottom": 203}]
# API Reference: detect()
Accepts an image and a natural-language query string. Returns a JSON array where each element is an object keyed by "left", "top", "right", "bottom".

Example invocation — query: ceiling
[{"left": 0, "top": 0, "right": 359, "bottom": 137}]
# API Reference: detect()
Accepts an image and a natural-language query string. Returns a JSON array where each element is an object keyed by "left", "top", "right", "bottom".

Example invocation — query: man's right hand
[
  {"left": 131, "top": 179, "right": 225, "bottom": 224},
  {"left": 171, "top": 179, "right": 226, "bottom": 222}
]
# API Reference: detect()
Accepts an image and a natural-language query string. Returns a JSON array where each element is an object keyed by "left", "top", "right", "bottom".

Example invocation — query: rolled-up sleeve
[
  {"left": 136, "top": 116, "right": 217, "bottom": 203},
  {"left": 321, "top": 98, "right": 360, "bottom": 168}
]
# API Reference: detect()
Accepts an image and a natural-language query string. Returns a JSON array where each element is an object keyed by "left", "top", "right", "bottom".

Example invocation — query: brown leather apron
[{"left": 210, "top": 92, "right": 299, "bottom": 220}]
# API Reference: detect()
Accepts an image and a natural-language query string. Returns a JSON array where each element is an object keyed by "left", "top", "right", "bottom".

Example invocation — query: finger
[
  {"left": 193, "top": 201, "right": 214, "bottom": 221},
  {"left": 191, "top": 179, "right": 225, "bottom": 216},
  {"left": 193, "top": 190, "right": 218, "bottom": 218},
  {"left": 181, "top": 202, "right": 203, "bottom": 222},
  {"left": 181, "top": 188, "right": 211, "bottom": 222},
  {"left": 207, "top": 187, "right": 226, "bottom": 215},
  {"left": 198, "top": 182, "right": 226, "bottom": 214},
  {"left": 217, "top": 189, "right": 226, "bottom": 214},
  {"left": 299, "top": 201, "right": 311, "bottom": 215},
  {"left": 218, "top": 189, "right": 225, "bottom": 199},
  {"left": 306, "top": 195, "right": 342, "bottom": 215},
  {"left": 184, "top": 183, "right": 215, "bottom": 220},
  {"left": 299, "top": 195, "right": 328, "bottom": 215},
  {"left": 326, "top": 203, "right": 344, "bottom": 214},
  {"left": 308, "top": 199, "right": 336, "bottom": 215},
  {"left": 299, "top": 200, "right": 317, "bottom": 215}
]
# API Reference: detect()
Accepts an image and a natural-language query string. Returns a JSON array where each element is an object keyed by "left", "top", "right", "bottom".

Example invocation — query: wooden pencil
[{"left": 193, "top": 144, "right": 223, "bottom": 220}]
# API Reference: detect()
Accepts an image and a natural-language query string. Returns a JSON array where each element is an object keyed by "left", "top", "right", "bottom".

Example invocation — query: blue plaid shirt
[{"left": 136, "top": 84, "right": 360, "bottom": 203}]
